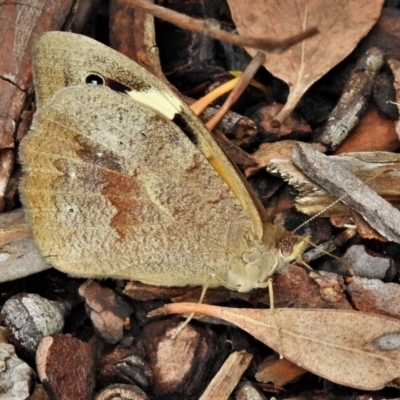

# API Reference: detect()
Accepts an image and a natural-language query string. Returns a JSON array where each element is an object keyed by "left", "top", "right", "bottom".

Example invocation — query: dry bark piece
[
  {"left": 373, "top": 70, "right": 399, "bottom": 121},
  {"left": 110, "top": 0, "right": 167, "bottom": 83},
  {"left": 66, "top": 0, "right": 103, "bottom": 33},
  {"left": 347, "top": 277, "right": 400, "bottom": 318},
  {"left": 0, "top": 208, "right": 29, "bottom": 245},
  {"left": 0, "top": 209, "right": 51, "bottom": 283},
  {"left": 343, "top": 244, "right": 395, "bottom": 280},
  {"left": 310, "top": 271, "right": 348, "bottom": 304},
  {"left": 150, "top": 303, "right": 400, "bottom": 390},
  {"left": 255, "top": 355, "right": 307, "bottom": 387},
  {"left": 0, "top": 343, "right": 35, "bottom": 399},
  {"left": 123, "top": 280, "right": 198, "bottom": 301},
  {"left": 1, "top": 293, "right": 68, "bottom": 356},
  {"left": 0, "top": 0, "right": 75, "bottom": 212},
  {"left": 334, "top": 105, "right": 399, "bottom": 154},
  {"left": 317, "top": 47, "right": 385, "bottom": 151},
  {"left": 95, "top": 384, "right": 149, "bottom": 400},
  {"left": 227, "top": 0, "right": 384, "bottom": 124},
  {"left": 292, "top": 143, "right": 400, "bottom": 243},
  {"left": 234, "top": 381, "right": 268, "bottom": 400},
  {"left": 254, "top": 265, "right": 351, "bottom": 310},
  {"left": 0, "top": 234, "right": 51, "bottom": 283},
  {"left": 139, "top": 319, "right": 228, "bottom": 399},
  {"left": 250, "top": 102, "right": 312, "bottom": 142},
  {"left": 200, "top": 350, "right": 253, "bottom": 400},
  {"left": 79, "top": 280, "right": 134, "bottom": 344},
  {"left": 98, "top": 343, "right": 152, "bottom": 389},
  {"left": 36, "top": 334, "right": 96, "bottom": 400},
  {"left": 387, "top": 58, "right": 400, "bottom": 143}
]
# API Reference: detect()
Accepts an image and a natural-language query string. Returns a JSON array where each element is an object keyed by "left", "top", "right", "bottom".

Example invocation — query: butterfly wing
[
  {"left": 20, "top": 85, "right": 256, "bottom": 285},
  {"left": 33, "top": 32, "right": 265, "bottom": 240}
]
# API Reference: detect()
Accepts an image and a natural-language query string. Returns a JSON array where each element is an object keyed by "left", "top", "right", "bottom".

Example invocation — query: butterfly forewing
[{"left": 33, "top": 32, "right": 265, "bottom": 240}]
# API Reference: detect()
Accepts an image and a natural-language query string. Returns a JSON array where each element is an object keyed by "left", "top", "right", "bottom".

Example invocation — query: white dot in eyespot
[
  {"left": 69, "top": 171, "right": 76, "bottom": 179},
  {"left": 65, "top": 204, "right": 78, "bottom": 214},
  {"left": 97, "top": 152, "right": 103, "bottom": 157}
]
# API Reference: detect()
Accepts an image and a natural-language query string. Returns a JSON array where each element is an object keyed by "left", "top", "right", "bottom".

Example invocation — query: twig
[
  {"left": 318, "top": 47, "right": 385, "bottom": 151},
  {"left": 206, "top": 52, "right": 266, "bottom": 130},
  {"left": 126, "top": 0, "right": 318, "bottom": 53}
]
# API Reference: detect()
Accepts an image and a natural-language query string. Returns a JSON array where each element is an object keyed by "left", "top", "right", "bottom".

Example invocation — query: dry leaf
[
  {"left": 150, "top": 303, "right": 400, "bottom": 390},
  {"left": 227, "top": 0, "right": 384, "bottom": 124}
]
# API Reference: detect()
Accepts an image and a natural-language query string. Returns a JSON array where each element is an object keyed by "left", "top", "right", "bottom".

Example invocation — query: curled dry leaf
[
  {"left": 226, "top": 0, "right": 384, "bottom": 124},
  {"left": 149, "top": 303, "right": 400, "bottom": 390}
]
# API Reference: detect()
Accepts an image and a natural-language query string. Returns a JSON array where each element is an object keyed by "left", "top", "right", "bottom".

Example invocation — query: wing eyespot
[{"left": 85, "top": 74, "right": 105, "bottom": 85}]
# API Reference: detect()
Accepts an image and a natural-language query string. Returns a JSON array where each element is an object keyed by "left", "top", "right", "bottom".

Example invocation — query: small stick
[
  {"left": 302, "top": 228, "right": 357, "bottom": 265},
  {"left": 206, "top": 52, "right": 266, "bottom": 130},
  {"left": 317, "top": 47, "right": 385, "bottom": 151},
  {"left": 127, "top": 0, "right": 318, "bottom": 53}
]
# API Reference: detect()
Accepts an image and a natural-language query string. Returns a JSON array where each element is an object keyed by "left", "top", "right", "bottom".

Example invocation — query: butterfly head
[{"left": 224, "top": 226, "right": 309, "bottom": 293}]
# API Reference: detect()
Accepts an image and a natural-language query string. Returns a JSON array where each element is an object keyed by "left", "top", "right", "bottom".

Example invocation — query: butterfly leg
[{"left": 171, "top": 279, "right": 212, "bottom": 339}]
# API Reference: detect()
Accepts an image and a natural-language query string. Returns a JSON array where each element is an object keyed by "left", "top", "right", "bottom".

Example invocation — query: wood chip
[{"left": 200, "top": 350, "right": 253, "bottom": 400}]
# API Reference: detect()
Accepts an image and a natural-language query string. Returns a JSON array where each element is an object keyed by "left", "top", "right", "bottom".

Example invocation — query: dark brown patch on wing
[
  {"left": 99, "top": 169, "right": 164, "bottom": 240},
  {"left": 75, "top": 136, "right": 124, "bottom": 173}
]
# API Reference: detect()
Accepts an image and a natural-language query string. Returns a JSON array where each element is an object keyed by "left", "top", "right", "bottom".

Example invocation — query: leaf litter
[
  {"left": 226, "top": 0, "right": 385, "bottom": 124},
  {"left": 150, "top": 303, "right": 400, "bottom": 390}
]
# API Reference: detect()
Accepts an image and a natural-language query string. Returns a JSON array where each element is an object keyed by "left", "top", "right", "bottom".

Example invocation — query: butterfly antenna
[
  {"left": 292, "top": 197, "right": 343, "bottom": 235},
  {"left": 293, "top": 168, "right": 393, "bottom": 235},
  {"left": 292, "top": 169, "right": 392, "bottom": 275}
]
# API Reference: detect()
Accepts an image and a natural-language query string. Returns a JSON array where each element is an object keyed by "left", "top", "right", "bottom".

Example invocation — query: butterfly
[{"left": 19, "top": 32, "right": 307, "bottom": 292}]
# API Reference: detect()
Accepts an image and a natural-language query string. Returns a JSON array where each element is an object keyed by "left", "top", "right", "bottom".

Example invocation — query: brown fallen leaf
[
  {"left": 149, "top": 303, "right": 400, "bottom": 390},
  {"left": 226, "top": 0, "right": 384, "bottom": 124}
]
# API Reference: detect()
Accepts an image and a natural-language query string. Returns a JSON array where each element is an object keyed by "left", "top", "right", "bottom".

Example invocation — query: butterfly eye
[{"left": 85, "top": 74, "right": 105, "bottom": 85}]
